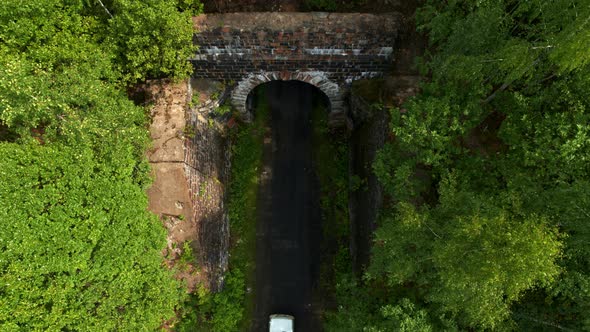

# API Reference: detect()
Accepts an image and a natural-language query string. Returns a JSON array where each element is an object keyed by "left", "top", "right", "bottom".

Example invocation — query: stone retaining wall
[{"left": 184, "top": 79, "right": 232, "bottom": 292}]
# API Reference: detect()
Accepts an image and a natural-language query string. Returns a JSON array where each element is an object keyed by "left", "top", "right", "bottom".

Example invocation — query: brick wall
[
  {"left": 191, "top": 12, "right": 404, "bottom": 119},
  {"left": 191, "top": 13, "right": 401, "bottom": 81}
]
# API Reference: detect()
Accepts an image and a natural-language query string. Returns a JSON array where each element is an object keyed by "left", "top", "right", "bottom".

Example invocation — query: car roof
[{"left": 269, "top": 314, "right": 294, "bottom": 332}]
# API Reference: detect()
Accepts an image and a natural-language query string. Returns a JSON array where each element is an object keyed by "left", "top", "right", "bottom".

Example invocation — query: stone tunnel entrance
[
  {"left": 182, "top": 10, "right": 420, "bottom": 326},
  {"left": 234, "top": 71, "right": 341, "bottom": 123},
  {"left": 245, "top": 77, "right": 331, "bottom": 119},
  {"left": 191, "top": 12, "right": 403, "bottom": 126}
]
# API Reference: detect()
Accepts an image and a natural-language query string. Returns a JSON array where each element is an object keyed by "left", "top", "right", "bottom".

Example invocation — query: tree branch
[
  {"left": 482, "top": 81, "right": 511, "bottom": 104},
  {"left": 482, "top": 59, "right": 540, "bottom": 104},
  {"left": 574, "top": 204, "right": 590, "bottom": 218},
  {"left": 424, "top": 222, "right": 442, "bottom": 239},
  {"left": 481, "top": 59, "right": 505, "bottom": 63},
  {"left": 96, "top": 0, "right": 113, "bottom": 19}
]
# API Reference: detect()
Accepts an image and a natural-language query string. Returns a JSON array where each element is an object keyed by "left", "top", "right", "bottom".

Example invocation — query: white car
[{"left": 269, "top": 314, "right": 294, "bottom": 332}]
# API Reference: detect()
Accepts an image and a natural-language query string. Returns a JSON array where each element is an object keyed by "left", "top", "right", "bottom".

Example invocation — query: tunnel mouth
[{"left": 246, "top": 80, "right": 331, "bottom": 118}]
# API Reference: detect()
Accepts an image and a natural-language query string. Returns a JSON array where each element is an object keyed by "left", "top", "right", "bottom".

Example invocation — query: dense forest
[
  {"left": 326, "top": 0, "right": 590, "bottom": 331},
  {"left": 0, "top": 0, "right": 201, "bottom": 330},
  {"left": 1, "top": 0, "right": 589, "bottom": 331}
]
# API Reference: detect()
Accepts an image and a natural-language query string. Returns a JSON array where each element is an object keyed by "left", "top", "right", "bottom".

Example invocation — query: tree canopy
[
  {"left": 328, "top": 0, "right": 590, "bottom": 330},
  {"left": 0, "top": 0, "right": 200, "bottom": 330}
]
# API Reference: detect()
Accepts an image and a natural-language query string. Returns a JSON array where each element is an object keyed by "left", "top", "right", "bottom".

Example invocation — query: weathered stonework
[
  {"left": 143, "top": 80, "right": 203, "bottom": 292},
  {"left": 143, "top": 79, "right": 232, "bottom": 293},
  {"left": 184, "top": 79, "right": 232, "bottom": 292},
  {"left": 191, "top": 12, "right": 404, "bottom": 121},
  {"left": 231, "top": 71, "right": 345, "bottom": 122}
]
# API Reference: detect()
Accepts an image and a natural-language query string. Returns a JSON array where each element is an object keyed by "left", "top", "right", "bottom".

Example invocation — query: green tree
[
  {"left": 0, "top": 144, "right": 184, "bottom": 331},
  {"left": 0, "top": 0, "right": 201, "bottom": 329},
  {"left": 104, "top": 0, "right": 198, "bottom": 83},
  {"left": 368, "top": 175, "right": 562, "bottom": 329},
  {"left": 387, "top": 0, "right": 590, "bottom": 174},
  {"left": 511, "top": 181, "right": 590, "bottom": 331},
  {"left": 332, "top": 0, "right": 590, "bottom": 330},
  {"left": 324, "top": 274, "right": 434, "bottom": 332}
]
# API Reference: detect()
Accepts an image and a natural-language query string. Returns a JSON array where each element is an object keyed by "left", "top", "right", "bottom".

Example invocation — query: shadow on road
[{"left": 252, "top": 81, "right": 323, "bottom": 331}]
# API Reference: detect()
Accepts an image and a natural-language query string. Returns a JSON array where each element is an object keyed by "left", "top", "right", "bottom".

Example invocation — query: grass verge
[{"left": 226, "top": 87, "right": 269, "bottom": 330}]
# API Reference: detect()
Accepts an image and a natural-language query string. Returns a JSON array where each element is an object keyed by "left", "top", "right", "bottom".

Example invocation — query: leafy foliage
[
  {"left": 0, "top": 144, "right": 184, "bottom": 331},
  {"left": 324, "top": 275, "right": 434, "bottom": 332},
  {"left": 213, "top": 89, "right": 269, "bottom": 331},
  {"left": 175, "top": 270, "right": 245, "bottom": 332},
  {"left": 369, "top": 180, "right": 562, "bottom": 329},
  {"left": 385, "top": 0, "right": 590, "bottom": 174},
  {"left": 105, "top": 0, "right": 197, "bottom": 83},
  {"left": 0, "top": 0, "right": 200, "bottom": 329},
  {"left": 331, "top": 0, "right": 590, "bottom": 330},
  {"left": 0, "top": 0, "right": 199, "bottom": 85}
]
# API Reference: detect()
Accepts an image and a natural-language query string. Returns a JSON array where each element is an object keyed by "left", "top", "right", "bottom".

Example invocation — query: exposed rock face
[
  {"left": 144, "top": 80, "right": 193, "bottom": 235},
  {"left": 144, "top": 80, "right": 202, "bottom": 291}
]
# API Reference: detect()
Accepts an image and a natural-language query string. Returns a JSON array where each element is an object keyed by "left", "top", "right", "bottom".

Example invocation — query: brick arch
[{"left": 231, "top": 71, "right": 345, "bottom": 122}]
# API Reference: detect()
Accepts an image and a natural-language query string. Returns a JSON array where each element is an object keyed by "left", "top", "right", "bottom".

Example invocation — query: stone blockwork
[
  {"left": 144, "top": 79, "right": 231, "bottom": 292},
  {"left": 144, "top": 81, "right": 203, "bottom": 291},
  {"left": 191, "top": 12, "right": 404, "bottom": 119},
  {"left": 184, "top": 79, "right": 232, "bottom": 292},
  {"left": 146, "top": 81, "right": 193, "bottom": 223},
  {"left": 231, "top": 71, "right": 346, "bottom": 124}
]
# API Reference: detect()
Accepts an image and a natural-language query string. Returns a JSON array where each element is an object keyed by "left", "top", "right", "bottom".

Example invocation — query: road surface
[{"left": 252, "top": 81, "right": 322, "bottom": 331}]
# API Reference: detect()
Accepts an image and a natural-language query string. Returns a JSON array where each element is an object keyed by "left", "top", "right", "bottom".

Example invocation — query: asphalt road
[{"left": 252, "top": 81, "right": 321, "bottom": 331}]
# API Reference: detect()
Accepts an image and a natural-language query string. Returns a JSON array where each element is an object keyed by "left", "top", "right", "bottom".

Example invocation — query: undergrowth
[{"left": 310, "top": 100, "right": 351, "bottom": 316}]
